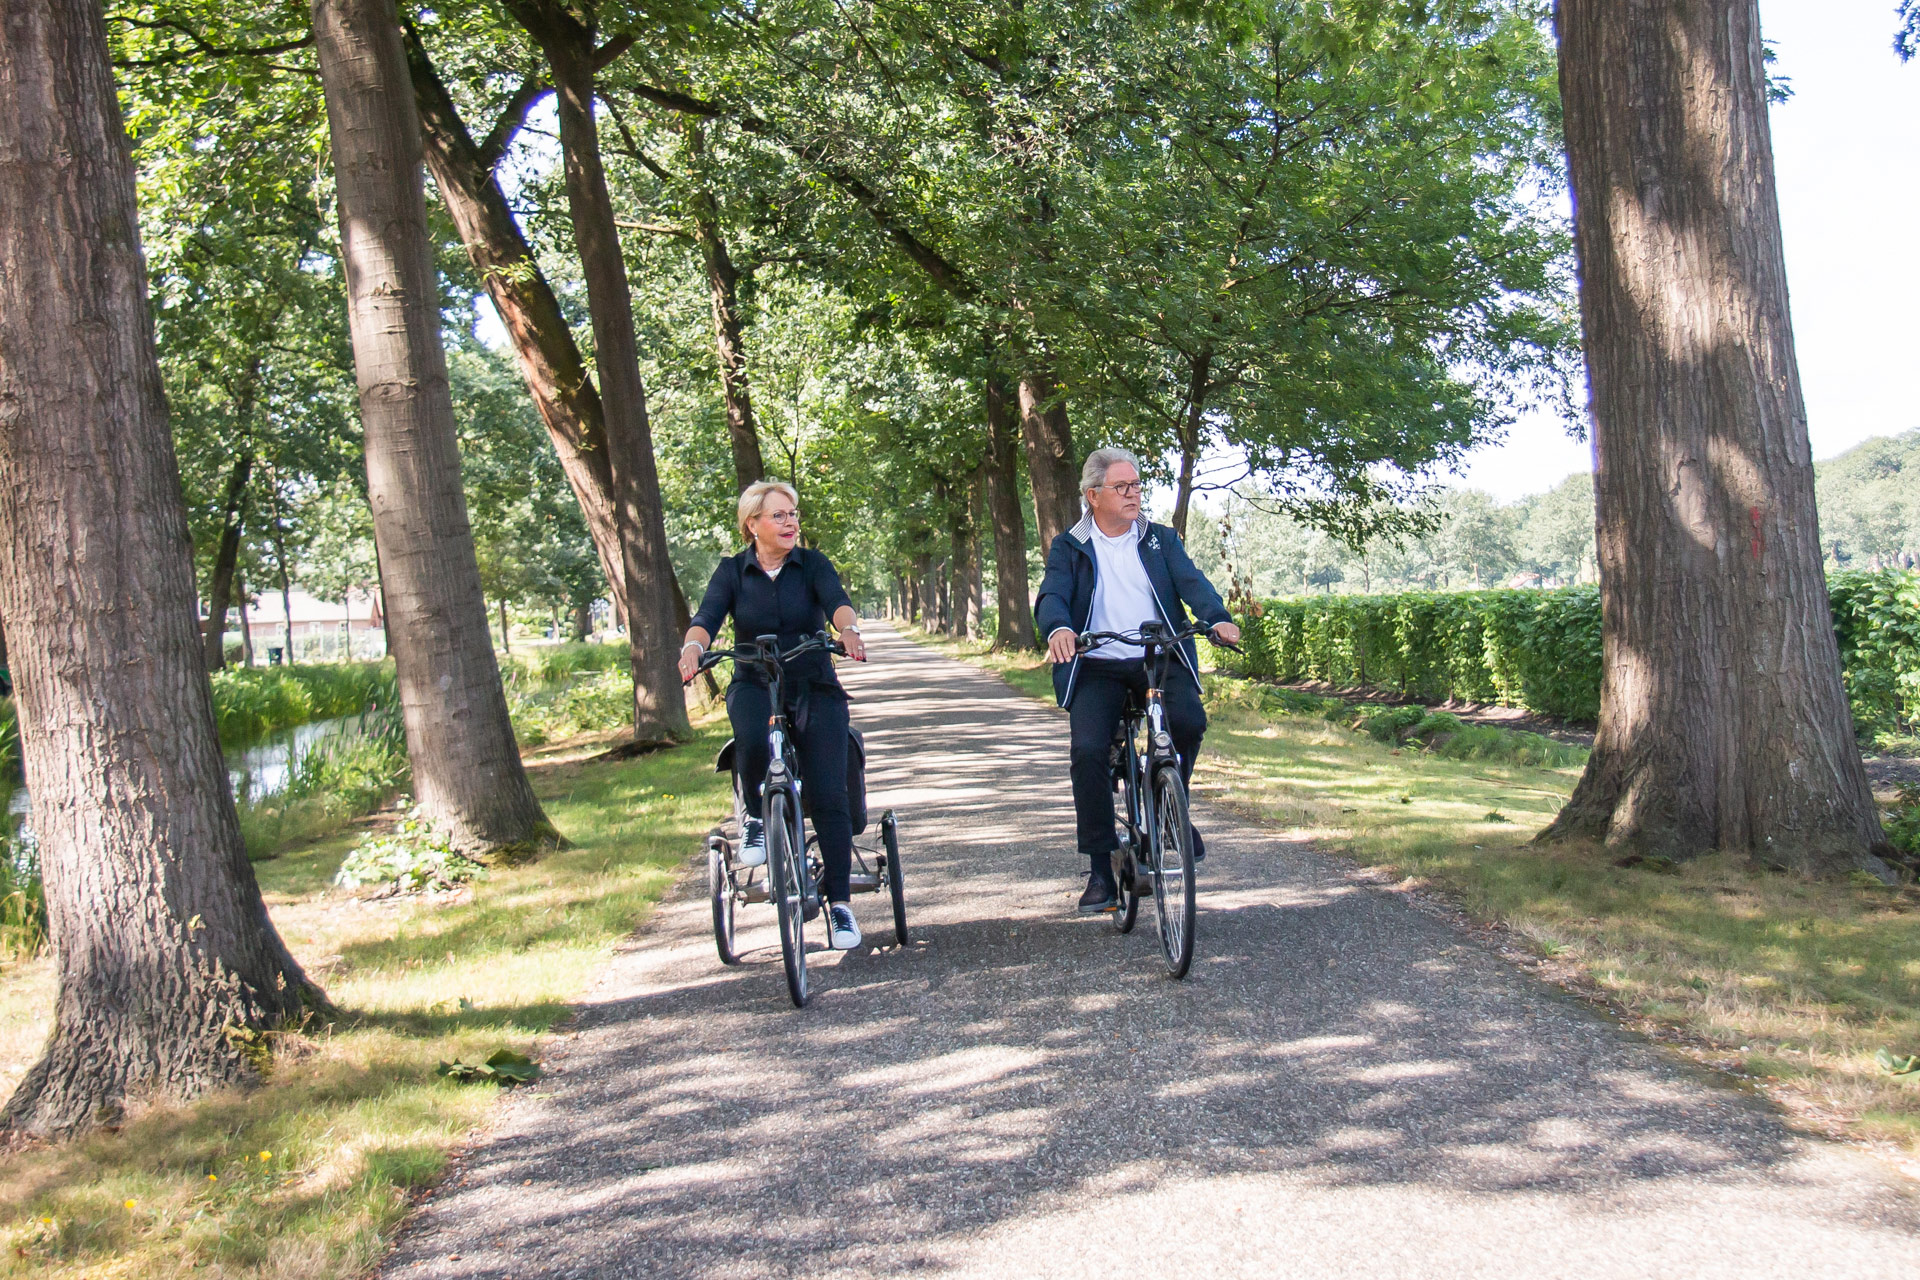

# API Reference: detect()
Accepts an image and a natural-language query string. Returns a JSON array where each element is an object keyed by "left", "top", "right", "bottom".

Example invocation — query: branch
[
  {"left": 594, "top": 33, "right": 636, "bottom": 71},
  {"left": 614, "top": 219, "right": 692, "bottom": 238},
  {"left": 109, "top": 15, "right": 313, "bottom": 68},
  {"left": 478, "top": 73, "right": 550, "bottom": 173}
]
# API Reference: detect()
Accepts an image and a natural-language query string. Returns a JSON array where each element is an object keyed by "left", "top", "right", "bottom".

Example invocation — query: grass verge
[
  {"left": 901, "top": 625, "right": 1920, "bottom": 1154},
  {"left": 0, "top": 715, "right": 730, "bottom": 1279}
]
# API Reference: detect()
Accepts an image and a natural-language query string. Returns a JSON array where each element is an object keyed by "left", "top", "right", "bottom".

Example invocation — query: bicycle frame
[{"left": 1101, "top": 621, "right": 1188, "bottom": 890}]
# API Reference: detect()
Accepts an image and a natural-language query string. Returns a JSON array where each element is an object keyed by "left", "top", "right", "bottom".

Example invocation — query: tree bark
[
  {"left": 1018, "top": 369, "right": 1079, "bottom": 554},
  {"left": 684, "top": 123, "right": 766, "bottom": 494},
  {"left": 966, "top": 461, "right": 987, "bottom": 637},
  {"left": 984, "top": 377, "right": 1036, "bottom": 649},
  {"left": 202, "top": 446, "right": 254, "bottom": 671},
  {"left": 0, "top": 0, "right": 324, "bottom": 1137},
  {"left": 268, "top": 480, "right": 294, "bottom": 665},
  {"left": 1171, "top": 349, "right": 1212, "bottom": 541},
  {"left": 913, "top": 553, "right": 936, "bottom": 626},
  {"left": 401, "top": 28, "right": 630, "bottom": 622},
  {"left": 946, "top": 511, "right": 971, "bottom": 638},
  {"left": 1542, "top": 0, "right": 1886, "bottom": 874},
  {"left": 572, "top": 600, "right": 592, "bottom": 641},
  {"left": 506, "top": 0, "right": 688, "bottom": 742},
  {"left": 313, "top": 0, "right": 552, "bottom": 854}
]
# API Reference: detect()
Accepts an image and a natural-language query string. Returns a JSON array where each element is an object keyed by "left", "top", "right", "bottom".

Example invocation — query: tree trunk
[
  {"left": 0, "top": 0, "right": 324, "bottom": 1137},
  {"left": 572, "top": 600, "right": 592, "bottom": 641},
  {"left": 498, "top": 598, "right": 510, "bottom": 654},
  {"left": 946, "top": 516, "right": 970, "bottom": 638},
  {"left": 913, "top": 553, "right": 936, "bottom": 626},
  {"left": 1171, "top": 350, "right": 1212, "bottom": 541},
  {"left": 684, "top": 123, "right": 766, "bottom": 494},
  {"left": 401, "top": 26, "right": 630, "bottom": 630},
  {"left": 1542, "top": 0, "right": 1886, "bottom": 874},
  {"left": 966, "top": 461, "right": 987, "bottom": 637},
  {"left": 1018, "top": 370, "right": 1079, "bottom": 554},
  {"left": 238, "top": 572, "right": 254, "bottom": 667},
  {"left": 508, "top": 0, "right": 687, "bottom": 743},
  {"left": 985, "top": 377, "right": 1037, "bottom": 649},
  {"left": 202, "top": 446, "right": 254, "bottom": 671},
  {"left": 269, "top": 481, "right": 294, "bottom": 665},
  {"left": 313, "top": 0, "right": 552, "bottom": 854}
]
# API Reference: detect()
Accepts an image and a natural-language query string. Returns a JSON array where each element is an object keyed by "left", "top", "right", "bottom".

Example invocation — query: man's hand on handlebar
[
  {"left": 1211, "top": 620, "right": 1242, "bottom": 647},
  {"left": 1047, "top": 627, "right": 1079, "bottom": 665}
]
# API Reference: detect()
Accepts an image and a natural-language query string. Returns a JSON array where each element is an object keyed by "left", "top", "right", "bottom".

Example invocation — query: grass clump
[
  {"left": 333, "top": 807, "right": 482, "bottom": 894},
  {"left": 0, "top": 716, "right": 733, "bottom": 1280},
  {"left": 210, "top": 662, "right": 397, "bottom": 743}
]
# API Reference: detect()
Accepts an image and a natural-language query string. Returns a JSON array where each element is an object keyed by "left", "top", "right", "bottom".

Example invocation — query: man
[{"left": 1033, "top": 447, "right": 1242, "bottom": 914}]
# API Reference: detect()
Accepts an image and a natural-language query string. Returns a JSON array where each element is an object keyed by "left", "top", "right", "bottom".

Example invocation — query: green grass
[
  {"left": 903, "top": 624, "right": 1920, "bottom": 1152},
  {"left": 209, "top": 663, "right": 398, "bottom": 743},
  {"left": 0, "top": 715, "right": 732, "bottom": 1279}
]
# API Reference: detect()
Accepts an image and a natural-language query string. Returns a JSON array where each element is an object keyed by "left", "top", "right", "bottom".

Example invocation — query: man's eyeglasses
[
  {"left": 761, "top": 509, "right": 801, "bottom": 525},
  {"left": 1101, "top": 481, "right": 1143, "bottom": 497}
]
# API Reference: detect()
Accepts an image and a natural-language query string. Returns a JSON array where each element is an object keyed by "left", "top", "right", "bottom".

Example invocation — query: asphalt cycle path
[{"left": 384, "top": 622, "right": 1918, "bottom": 1279}]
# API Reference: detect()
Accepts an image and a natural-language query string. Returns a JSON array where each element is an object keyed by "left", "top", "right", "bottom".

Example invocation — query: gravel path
[{"left": 382, "top": 623, "right": 1918, "bottom": 1279}]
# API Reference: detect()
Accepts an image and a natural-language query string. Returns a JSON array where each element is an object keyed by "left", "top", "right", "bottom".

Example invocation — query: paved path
[{"left": 384, "top": 624, "right": 1918, "bottom": 1279}]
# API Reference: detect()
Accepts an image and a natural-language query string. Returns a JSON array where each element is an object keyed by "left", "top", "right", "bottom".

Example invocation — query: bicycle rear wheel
[
  {"left": 708, "top": 835, "right": 739, "bottom": 966},
  {"left": 1110, "top": 829, "right": 1140, "bottom": 934},
  {"left": 881, "top": 810, "right": 908, "bottom": 946},
  {"left": 1150, "top": 765, "right": 1196, "bottom": 978},
  {"left": 768, "top": 790, "right": 810, "bottom": 1007}
]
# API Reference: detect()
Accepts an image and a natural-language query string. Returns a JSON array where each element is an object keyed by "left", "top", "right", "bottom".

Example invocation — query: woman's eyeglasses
[{"left": 761, "top": 509, "right": 801, "bottom": 525}]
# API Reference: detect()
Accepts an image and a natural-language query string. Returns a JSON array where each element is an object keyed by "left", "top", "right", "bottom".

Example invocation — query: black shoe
[
  {"left": 1077, "top": 874, "right": 1118, "bottom": 914},
  {"left": 1190, "top": 825, "right": 1206, "bottom": 863}
]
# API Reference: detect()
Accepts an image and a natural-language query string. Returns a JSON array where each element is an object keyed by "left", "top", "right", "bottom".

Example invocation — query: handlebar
[
  {"left": 1078, "top": 621, "right": 1242, "bottom": 655},
  {"left": 684, "top": 630, "right": 853, "bottom": 684}
]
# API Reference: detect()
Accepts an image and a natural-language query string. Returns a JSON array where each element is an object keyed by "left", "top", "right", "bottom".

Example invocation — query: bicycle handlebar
[
  {"left": 1078, "top": 621, "right": 1242, "bottom": 655},
  {"left": 684, "top": 630, "right": 853, "bottom": 684}
]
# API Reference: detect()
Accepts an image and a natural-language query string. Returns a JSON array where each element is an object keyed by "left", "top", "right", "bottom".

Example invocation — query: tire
[
  {"left": 1150, "top": 765, "right": 1197, "bottom": 978},
  {"left": 1113, "top": 825, "right": 1136, "bottom": 936},
  {"left": 709, "top": 837, "right": 739, "bottom": 966},
  {"left": 768, "top": 790, "right": 810, "bottom": 1007},
  {"left": 882, "top": 810, "right": 908, "bottom": 946}
]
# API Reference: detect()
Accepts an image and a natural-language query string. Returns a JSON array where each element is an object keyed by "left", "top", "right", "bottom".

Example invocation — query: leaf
[
  {"left": 437, "top": 1048, "right": 540, "bottom": 1085},
  {"left": 1876, "top": 1048, "right": 1920, "bottom": 1078}
]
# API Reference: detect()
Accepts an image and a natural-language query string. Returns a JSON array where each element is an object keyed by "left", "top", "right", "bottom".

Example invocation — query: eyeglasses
[
  {"left": 760, "top": 509, "right": 800, "bottom": 525},
  {"left": 1101, "top": 481, "right": 1143, "bottom": 497}
]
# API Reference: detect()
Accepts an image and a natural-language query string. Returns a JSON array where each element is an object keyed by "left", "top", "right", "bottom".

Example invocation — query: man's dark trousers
[{"left": 1069, "top": 657, "right": 1207, "bottom": 875}]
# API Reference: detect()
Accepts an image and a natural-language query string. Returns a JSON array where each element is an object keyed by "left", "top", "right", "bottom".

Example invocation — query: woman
[{"left": 679, "top": 481, "right": 869, "bottom": 950}]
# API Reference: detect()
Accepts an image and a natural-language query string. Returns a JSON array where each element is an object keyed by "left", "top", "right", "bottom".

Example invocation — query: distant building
[{"left": 204, "top": 588, "right": 386, "bottom": 664}]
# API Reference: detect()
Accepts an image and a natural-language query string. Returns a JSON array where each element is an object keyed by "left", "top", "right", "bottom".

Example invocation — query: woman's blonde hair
[{"left": 737, "top": 480, "right": 800, "bottom": 542}]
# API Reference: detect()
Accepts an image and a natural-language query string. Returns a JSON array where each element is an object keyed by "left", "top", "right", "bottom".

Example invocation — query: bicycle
[
  {"left": 692, "top": 632, "right": 906, "bottom": 1007},
  {"left": 1077, "top": 620, "right": 1235, "bottom": 979}
]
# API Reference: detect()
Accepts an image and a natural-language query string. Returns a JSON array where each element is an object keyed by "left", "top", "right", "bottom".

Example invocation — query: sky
[{"left": 1455, "top": 1, "right": 1920, "bottom": 501}]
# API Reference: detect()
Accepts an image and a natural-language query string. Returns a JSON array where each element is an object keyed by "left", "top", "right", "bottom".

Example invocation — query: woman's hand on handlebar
[
  {"left": 678, "top": 643, "right": 705, "bottom": 684},
  {"left": 840, "top": 628, "right": 866, "bottom": 663}
]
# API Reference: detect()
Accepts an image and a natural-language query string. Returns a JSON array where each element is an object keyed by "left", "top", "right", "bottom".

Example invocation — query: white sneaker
[
  {"left": 736, "top": 818, "right": 766, "bottom": 868},
  {"left": 828, "top": 902, "right": 862, "bottom": 950}
]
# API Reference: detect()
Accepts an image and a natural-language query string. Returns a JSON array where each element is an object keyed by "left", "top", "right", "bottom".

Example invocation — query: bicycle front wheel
[
  {"left": 1150, "top": 765, "right": 1196, "bottom": 978},
  {"left": 768, "top": 790, "right": 811, "bottom": 1007}
]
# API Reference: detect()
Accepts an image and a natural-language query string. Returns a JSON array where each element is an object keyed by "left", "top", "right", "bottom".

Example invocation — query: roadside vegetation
[
  {"left": 904, "top": 626, "right": 1920, "bottom": 1152},
  {"left": 0, "top": 717, "right": 729, "bottom": 1279}
]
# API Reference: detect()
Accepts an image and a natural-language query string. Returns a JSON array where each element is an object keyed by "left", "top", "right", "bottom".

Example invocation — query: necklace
[{"left": 756, "top": 546, "right": 790, "bottom": 575}]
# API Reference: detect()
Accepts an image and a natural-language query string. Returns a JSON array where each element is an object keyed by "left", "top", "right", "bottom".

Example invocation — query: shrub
[
  {"left": 501, "top": 641, "right": 629, "bottom": 687},
  {"left": 334, "top": 807, "right": 482, "bottom": 893},
  {"left": 0, "top": 829, "right": 44, "bottom": 960},
  {"left": 1240, "top": 572, "right": 1918, "bottom": 733},
  {"left": 508, "top": 667, "right": 634, "bottom": 744},
  {"left": 238, "top": 712, "right": 409, "bottom": 858}
]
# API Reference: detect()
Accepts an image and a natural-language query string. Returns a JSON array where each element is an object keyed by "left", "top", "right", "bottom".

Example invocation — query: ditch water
[{"left": 5, "top": 712, "right": 372, "bottom": 843}]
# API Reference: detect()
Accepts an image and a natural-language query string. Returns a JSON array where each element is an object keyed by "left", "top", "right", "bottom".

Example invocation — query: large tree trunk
[
  {"left": 313, "top": 0, "right": 552, "bottom": 854},
  {"left": 1542, "top": 0, "right": 1886, "bottom": 875},
  {"left": 202, "top": 446, "right": 254, "bottom": 671},
  {"left": 946, "top": 509, "right": 971, "bottom": 639},
  {"left": 1170, "top": 349, "right": 1212, "bottom": 541},
  {"left": 0, "top": 0, "right": 323, "bottom": 1137},
  {"left": 965, "top": 462, "right": 987, "bottom": 637},
  {"left": 401, "top": 27, "right": 630, "bottom": 621},
  {"left": 1018, "top": 370, "right": 1079, "bottom": 554},
  {"left": 685, "top": 123, "right": 766, "bottom": 494},
  {"left": 984, "top": 377, "right": 1036, "bottom": 649},
  {"left": 508, "top": 0, "right": 688, "bottom": 743}
]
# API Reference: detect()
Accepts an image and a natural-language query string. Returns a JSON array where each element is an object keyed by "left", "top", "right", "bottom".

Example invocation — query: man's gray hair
[{"left": 1079, "top": 447, "right": 1142, "bottom": 495}]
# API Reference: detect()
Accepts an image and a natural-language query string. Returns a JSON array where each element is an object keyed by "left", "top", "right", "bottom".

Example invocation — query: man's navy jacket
[{"left": 1032, "top": 512, "right": 1231, "bottom": 709}]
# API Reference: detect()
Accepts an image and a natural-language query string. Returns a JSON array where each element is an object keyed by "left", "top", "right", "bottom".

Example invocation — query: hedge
[{"left": 1237, "top": 570, "right": 1920, "bottom": 735}]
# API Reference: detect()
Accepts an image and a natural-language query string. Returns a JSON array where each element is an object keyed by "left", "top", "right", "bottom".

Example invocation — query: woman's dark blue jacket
[
  {"left": 1031, "top": 513, "right": 1231, "bottom": 709},
  {"left": 689, "top": 545, "right": 853, "bottom": 692}
]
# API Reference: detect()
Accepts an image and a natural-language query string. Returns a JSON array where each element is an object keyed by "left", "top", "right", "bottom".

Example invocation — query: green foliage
[
  {"left": 236, "top": 712, "right": 409, "bottom": 858},
  {"left": 1885, "top": 786, "right": 1920, "bottom": 866},
  {"left": 1240, "top": 585, "right": 1604, "bottom": 721},
  {"left": 333, "top": 808, "right": 483, "bottom": 894},
  {"left": 1828, "top": 570, "right": 1920, "bottom": 742},
  {"left": 507, "top": 668, "right": 638, "bottom": 746},
  {"left": 500, "top": 642, "right": 629, "bottom": 686},
  {"left": 0, "top": 831, "right": 45, "bottom": 961},
  {"left": 1816, "top": 428, "right": 1920, "bottom": 572},
  {"left": 208, "top": 662, "right": 396, "bottom": 742}
]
